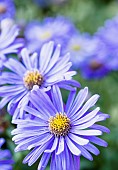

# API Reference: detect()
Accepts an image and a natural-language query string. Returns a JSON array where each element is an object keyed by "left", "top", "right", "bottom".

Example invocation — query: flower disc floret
[
  {"left": 23, "top": 70, "right": 43, "bottom": 90},
  {"left": 49, "top": 113, "right": 71, "bottom": 136}
]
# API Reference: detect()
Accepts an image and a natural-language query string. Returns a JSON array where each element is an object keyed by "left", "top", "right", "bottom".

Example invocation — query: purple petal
[
  {"left": 38, "top": 153, "right": 51, "bottom": 170},
  {"left": 65, "top": 89, "right": 76, "bottom": 114},
  {"left": 45, "top": 137, "right": 58, "bottom": 153},
  {"left": 71, "top": 129, "right": 102, "bottom": 136},
  {"left": 56, "top": 136, "right": 64, "bottom": 155},
  {"left": 51, "top": 85, "right": 64, "bottom": 113},
  {"left": 40, "top": 41, "right": 54, "bottom": 73},
  {"left": 68, "top": 133, "right": 89, "bottom": 146},
  {"left": 68, "top": 87, "right": 88, "bottom": 118},
  {"left": 21, "top": 48, "right": 32, "bottom": 69},
  {"left": 65, "top": 136, "right": 81, "bottom": 156}
]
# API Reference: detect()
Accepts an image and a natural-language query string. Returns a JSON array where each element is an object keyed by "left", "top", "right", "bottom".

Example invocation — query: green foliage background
[{"left": 1, "top": 0, "right": 118, "bottom": 169}]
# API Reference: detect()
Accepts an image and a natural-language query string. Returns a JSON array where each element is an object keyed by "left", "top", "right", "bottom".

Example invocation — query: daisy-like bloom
[
  {"left": 25, "top": 16, "right": 75, "bottom": 53},
  {"left": 0, "top": 138, "right": 14, "bottom": 170},
  {"left": 95, "top": 16, "right": 118, "bottom": 71},
  {"left": 0, "top": 0, "right": 15, "bottom": 21},
  {"left": 65, "top": 33, "right": 109, "bottom": 79},
  {"left": 0, "top": 18, "right": 24, "bottom": 70},
  {"left": 65, "top": 33, "right": 98, "bottom": 70},
  {"left": 79, "top": 39, "right": 110, "bottom": 79},
  {"left": 12, "top": 85, "right": 110, "bottom": 170},
  {"left": 0, "top": 41, "right": 80, "bottom": 119},
  {"left": 68, "top": 35, "right": 110, "bottom": 79}
]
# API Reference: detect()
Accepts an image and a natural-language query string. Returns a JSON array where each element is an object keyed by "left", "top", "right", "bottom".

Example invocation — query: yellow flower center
[
  {"left": 40, "top": 31, "right": 52, "bottom": 40},
  {"left": 49, "top": 113, "right": 71, "bottom": 136},
  {"left": 72, "top": 44, "right": 81, "bottom": 51},
  {"left": 23, "top": 70, "right": 43, "bottom": 90},
  {"left": 0, "top": 3, "right": 7, "bottom": 13}
]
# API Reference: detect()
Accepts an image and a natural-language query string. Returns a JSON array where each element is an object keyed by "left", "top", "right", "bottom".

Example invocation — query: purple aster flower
[
  {"left": 80, "top": 60, "right": 110, "bottom": 79},
  {"left": 71, "top": 16, "right": 118, "bottom": 79},
  {"left": 64, "top": 32, "right": 109, "bottom": 79},
  {"left": 95, "top": 16, "right": 118, "bottom": 71},
  {"left": 25, "top": 16, "right": 75, "bottom": 53},
  {"left": 65, "top": 33, "right": 98, "bottom": 70},
  {"left": 68, "top": 35, "right": 110, "bottom": 79},
  {"left": 0, "top": 41, "right": 80, "bottom": 119},
  {"left": 0, "top": 138, "right": 14, "bottom": 170},
  {"left": 79, "top": 39, "right": 110, "bottom": 79},
  {"left": 11, "top": 85, "right": 110, "bottom": 170},
  {"left": 0, "top": 0, "right": 15, "bottom": 21},
  {"left": 0, "top": 18, "right": 24, "bottom": 70}
]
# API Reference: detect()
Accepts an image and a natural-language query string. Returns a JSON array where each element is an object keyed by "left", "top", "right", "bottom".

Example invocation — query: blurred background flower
[
  {"left": 0, "top": 138, "right": 14, "bottom": 170},
  {"left": 0, "top": 18, "right": 24, "bottom": 71},
  {"left": 0, "top": 0, "right": 15, "bottom": 21},
  {"left": 25, "top": 16, "right": 75, "bottom": 53}
]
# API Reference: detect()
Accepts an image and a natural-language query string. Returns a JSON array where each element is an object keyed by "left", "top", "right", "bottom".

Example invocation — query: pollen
[
  {"left": 23, "top": 70, "right": 43, "bottom": 90},
  {"left": 49, "top": 113, "right": 71, "bottom": 136},
  {"left": 72, "top": 44, "right": 81, "bottom": 51},
  {"left": 40, "top": 31, "right": 52, "bottom": 40}
]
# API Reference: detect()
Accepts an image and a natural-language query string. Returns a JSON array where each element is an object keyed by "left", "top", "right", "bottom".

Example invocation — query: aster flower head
[
  {"left": 96, "top": 16, "right": 118, "bottom": 48},
  {"left": 79, "top": 44, "right": 110, "bottom": 79},
  {"left": 12, "top": 85, "right": 110, "bottom": 170},
  {"left": 81, "top": 25, "right": 118, "bottom": 79},
  {"left": 0, "top": 18, "right": 24, "bottom": 70},
  {"left": 65, "top": 33, "right": 98, "bottom": 70},
  {"left": 0, "top": 0, "right": 15, "bottom": 21},
  {"left": 71, "top": 35, "right": 110, "bottom": 79},
  {"left": 0, "top": 138, "right": 14, "bottom": 170},
  {"left": 25, "top": 16, "right": 75, "bottom": 53},
  {"left": 95, "top": 16, "right": 118, "bottom": 71},
  {"left": 65, "top": 33, "right": 110, "bottom": 79},
  {"left": 0, "top": 41, "right": 80, "bottom": 119}
]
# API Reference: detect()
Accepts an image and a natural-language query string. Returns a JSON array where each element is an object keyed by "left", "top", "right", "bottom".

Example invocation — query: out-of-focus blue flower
[
  {"left": 25, "top": 16, "right": 75, "bottom": 53},
  {"left": 80, "top": 16, "right": 118, "bottom": 79},
  {"left": 0, "top": 138, "right": 14, "bottom": 170},
  {"left": 65, "top": 33, "right": 109, "bottom": 79},
  {"left": 65, "top": 33, "right": 98, "bottom": 70},
  {"left": 0, "top": 0, "right": 15, "bottom": 21},
  {"left": 79, "top": 38, "right": 110, "bottom": 79},
  {"left": 12, "top": 85, "right": 110, "bottom": 170},
  {"left": 0, "top": 18, "right": 24, "bottom": 70},
  {"left": 95, "top": 16, "right": 118, "bottom": 71},
  {"left": 68, "top": 16, "right": 118, "bottom": 79},
  {"left": 0, "top": 41, "right": 80, "bottom": 119}
]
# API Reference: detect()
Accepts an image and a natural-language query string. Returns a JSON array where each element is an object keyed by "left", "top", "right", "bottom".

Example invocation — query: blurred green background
[{"left": 2, "top": 0, "right": 118, "bottom": 169}]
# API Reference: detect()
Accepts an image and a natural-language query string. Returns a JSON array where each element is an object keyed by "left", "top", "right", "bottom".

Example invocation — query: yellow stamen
[
  {"left": 72, "top": 44, "right": 81, "bottom": 51},
  {"left": 49, "top": 113, "right": 71, "bottom": 136},
  {"left": 40, "top": 31, "right": 52, "bottom": 40},
  {"left": 23, "top": 70, "right": 43, "bottom": 90}
]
